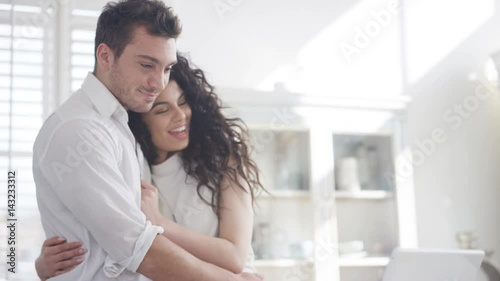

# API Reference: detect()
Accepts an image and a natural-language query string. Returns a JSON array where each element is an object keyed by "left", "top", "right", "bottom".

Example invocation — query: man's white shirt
[{"left": 33, "top": 73, "right": 163, "bottom": 280}]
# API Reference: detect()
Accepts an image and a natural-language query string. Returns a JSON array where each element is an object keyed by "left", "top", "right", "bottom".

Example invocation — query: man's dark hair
[{"left": 94, "top": 0, "right": 182, "bottom": 69}]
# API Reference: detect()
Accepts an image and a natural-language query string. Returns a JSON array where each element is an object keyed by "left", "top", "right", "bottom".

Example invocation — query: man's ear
[{"left": 96, "top": 43, "right": 114, "bottom": 72}]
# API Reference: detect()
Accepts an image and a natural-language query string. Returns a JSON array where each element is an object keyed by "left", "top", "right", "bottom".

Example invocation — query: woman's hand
[
  {"left": 141, "top": 180, "right": 163, "bottom": 225},
  {"left": 35, "top": 236, "right": 86, "bottom": 281}
]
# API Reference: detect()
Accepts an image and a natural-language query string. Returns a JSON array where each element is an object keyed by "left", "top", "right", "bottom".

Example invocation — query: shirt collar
[{"left": 81, "top": 72, "right": 129, "bottom": 124}]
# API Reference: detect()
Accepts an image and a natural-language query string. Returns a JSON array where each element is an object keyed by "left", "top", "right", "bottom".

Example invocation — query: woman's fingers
[
  {"left": 141, "top": 180, "right": 157, "bottom": 191},
  {"left": 54, "top": 247, "right": 87, "bottom": 263},
  {"left": 45, "top": 241, "right": 83, "bottom": 256},
  {"left": 37, "top": 238, "right": 86, "bottom": 279},
  {"left": 55, "top": 255, "right": 85, "bottom": 272},
  {"left": 42, "top": 236, "right": 67, "bottom": 247},
  {"left": 53, "top": 264, "right": 80, "bottom": 276}
]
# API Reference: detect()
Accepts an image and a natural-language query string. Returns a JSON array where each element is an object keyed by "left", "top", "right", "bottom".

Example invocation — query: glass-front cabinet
[
  {"left": 251, "top": 130, "right": 310, "bottom": 193},
  {"left": 249, "top": 129, "right": 315, "bottom": 281},
  {"left": 220, "top": 88, "right": 417, "bottom": 281},
  {"left": 333, "top": 134, "right": 399, "bottom": 281}
]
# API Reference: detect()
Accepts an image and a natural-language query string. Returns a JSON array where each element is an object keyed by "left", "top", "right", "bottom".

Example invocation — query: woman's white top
[{"left": 149, "top": 153, "right": 256, "bottom": 272}]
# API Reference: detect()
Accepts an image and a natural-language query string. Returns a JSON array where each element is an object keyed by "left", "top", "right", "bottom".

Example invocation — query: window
[
  {"left": 0, "top": 0, "right": 103, "bottom": 279},
  {"left": 0, "top": 0, "right": 56, "bottom": 280},
  {"left": 71, "top": 2, "right": 101, "bottom": 91}
]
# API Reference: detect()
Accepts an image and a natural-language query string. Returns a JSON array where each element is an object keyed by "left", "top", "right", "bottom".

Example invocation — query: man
[{"left": 33, "top": 1, "right": 263, "bottom": 280}]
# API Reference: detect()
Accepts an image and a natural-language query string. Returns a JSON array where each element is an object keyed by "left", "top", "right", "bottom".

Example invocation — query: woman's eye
[
  {"left": 156, "top": 108, "right": 169, "bottom": 114},
  {"left": 141, "top": 64, "right": 153, "bottom": 69}
]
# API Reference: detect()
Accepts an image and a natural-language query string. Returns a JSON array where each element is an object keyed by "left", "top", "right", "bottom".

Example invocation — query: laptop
[{"left": 383, "top": 248, "right": 485, "bottom": 281}]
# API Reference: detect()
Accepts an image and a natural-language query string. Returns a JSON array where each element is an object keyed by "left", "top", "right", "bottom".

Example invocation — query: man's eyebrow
[
  {"left": 136, "top": 55, "right": 160, "bottom": 64},
  {"left": 136, "top": 55, "right": 177, "bottom": 67}
]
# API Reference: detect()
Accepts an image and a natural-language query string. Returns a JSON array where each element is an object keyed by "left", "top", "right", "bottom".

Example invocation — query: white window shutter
[
  {"left": 71, "top": 1, "right": 102, "bottom": 92},
  {"left": 0, "top": 0, "right": 58, "bottom": 279}
]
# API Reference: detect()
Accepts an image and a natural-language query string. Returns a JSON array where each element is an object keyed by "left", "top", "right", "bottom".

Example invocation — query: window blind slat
[
  {"left": 70, "top": 11, "right": 99, "bottom": 97},
  {"left": 72, "top": 54, "right": 94, "bottom": 66},
  {"left": 0, "top": 89, "right": 42, "bottom": 102}
]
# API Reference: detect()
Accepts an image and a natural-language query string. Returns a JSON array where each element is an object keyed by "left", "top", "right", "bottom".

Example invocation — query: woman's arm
[
  {"left": 35, "top": 237, "right": 86, "bottom": 280},
  {"left": 141, "top": 179, "right": 253, "bottom": 273}
]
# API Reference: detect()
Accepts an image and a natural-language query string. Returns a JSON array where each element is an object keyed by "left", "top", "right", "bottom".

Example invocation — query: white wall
[
  {"left": 171, "top": 0, "right": 500, "bottom": 264},
  {"left": 173, "top": 0, "right": 404, "bottom": 96},
  {"left": 405, "top": 0, "right": 500, "bottom": 265}
]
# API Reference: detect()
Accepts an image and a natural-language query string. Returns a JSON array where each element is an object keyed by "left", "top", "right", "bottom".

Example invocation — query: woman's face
[{"left": 141, "top": 80, "right": 192, "bottom": 164}]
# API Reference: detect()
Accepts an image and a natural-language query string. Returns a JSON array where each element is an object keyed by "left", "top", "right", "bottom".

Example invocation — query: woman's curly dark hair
[{"left": 128, "top": 53, "right": 264, "bottom": 218}]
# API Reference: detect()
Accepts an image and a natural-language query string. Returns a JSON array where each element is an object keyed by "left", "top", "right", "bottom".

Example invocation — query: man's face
[{"left": 107, "top": 26, "right": 177, "bottom": 113}]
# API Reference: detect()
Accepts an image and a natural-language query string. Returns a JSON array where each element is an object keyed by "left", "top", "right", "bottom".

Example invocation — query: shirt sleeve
[{"left": 36, "top": 118, "right": 163, "bottom": 277}]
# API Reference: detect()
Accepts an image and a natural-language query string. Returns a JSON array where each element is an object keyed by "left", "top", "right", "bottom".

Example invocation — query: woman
[{"left": 35, "top": 53, "right": 265, "bottom": 280}]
